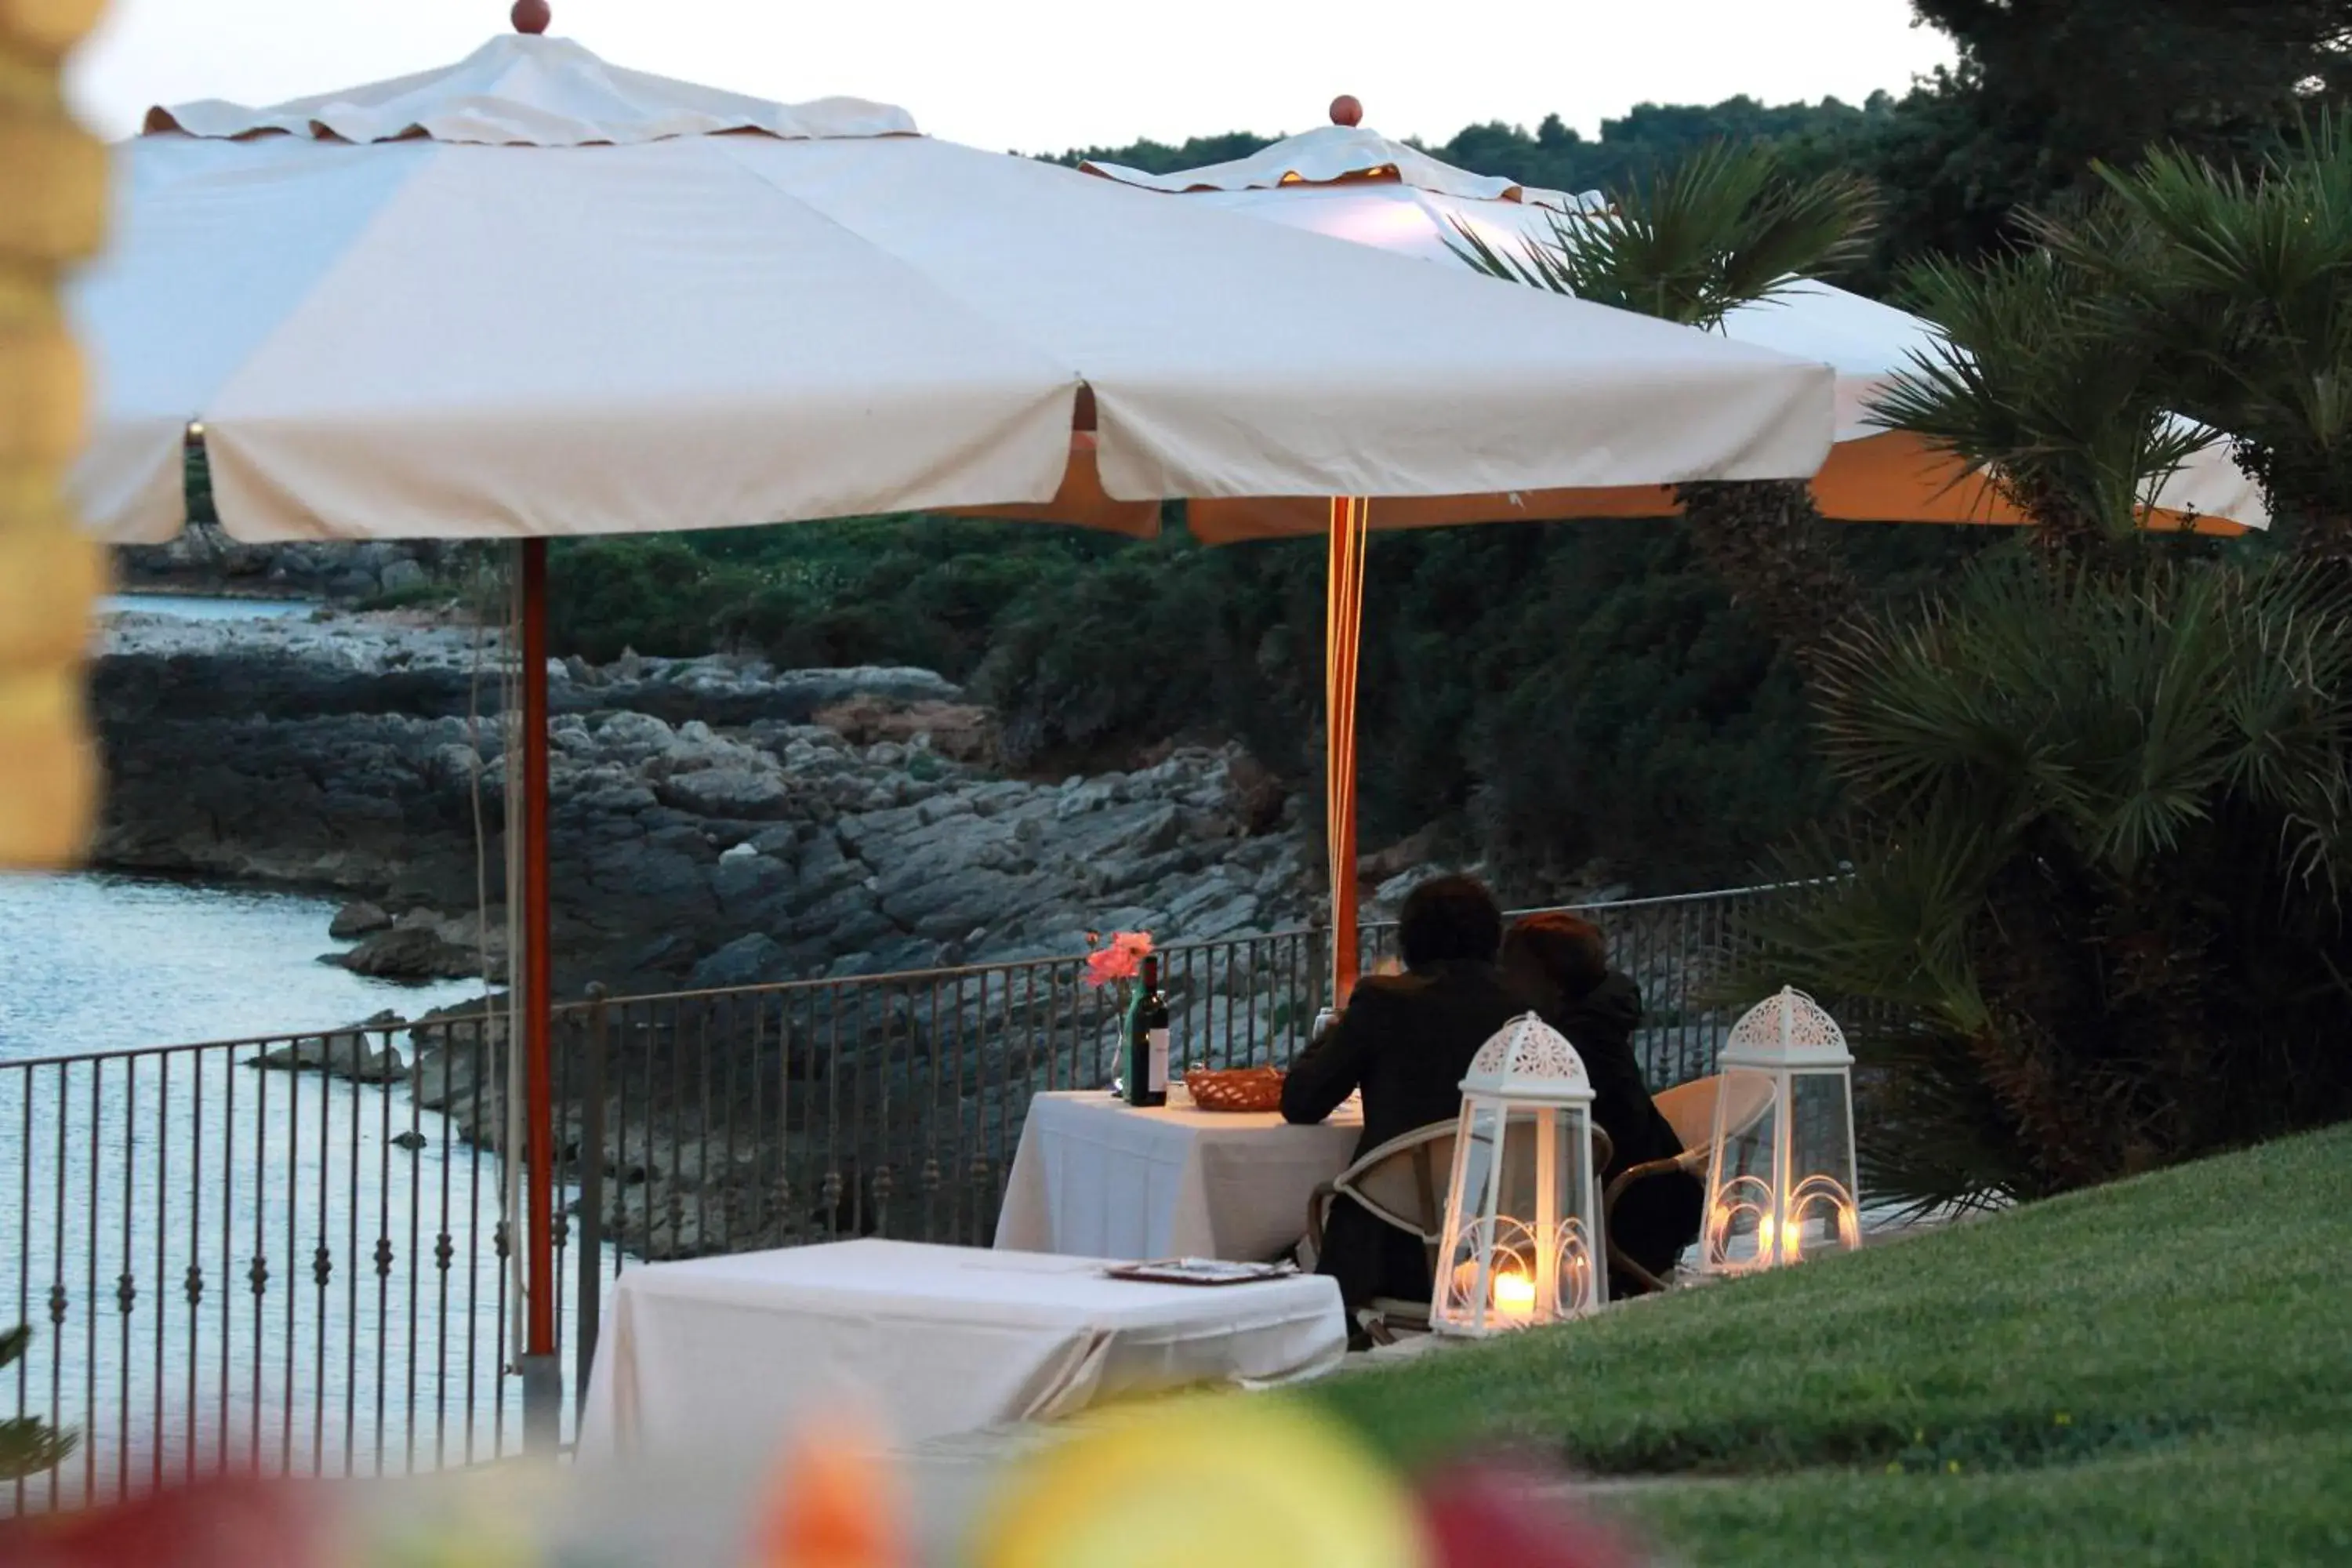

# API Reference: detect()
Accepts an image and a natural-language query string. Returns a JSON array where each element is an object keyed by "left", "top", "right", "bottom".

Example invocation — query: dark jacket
[
  {"left": 1531, "top": 970, "right": 1700, "bottom": 1288},
  {"left": 1283, "top": 960, "right": 1527, "bottom": 1159},
  {"left": 1541, "top": 972, "right": 1682, "bottom": 1181},
  {"left": 1281, "top": 960, "right": 1526, "bottom": 1313}
]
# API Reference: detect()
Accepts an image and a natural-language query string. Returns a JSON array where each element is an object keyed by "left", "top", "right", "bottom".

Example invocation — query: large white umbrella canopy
[
  {"left": 67, "top": 37, "right": 1835, "bottom": 548},
  {"left": 1087, "top": 112, "right": 2268, "bottom": 539}
]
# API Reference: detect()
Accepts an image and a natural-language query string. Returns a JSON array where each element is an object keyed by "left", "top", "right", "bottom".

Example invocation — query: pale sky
[{"left": 67, "top": 0, "right": 1954, "bottom": 156}]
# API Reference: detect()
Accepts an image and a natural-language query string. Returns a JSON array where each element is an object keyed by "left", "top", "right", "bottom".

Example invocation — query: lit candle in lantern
[
  {"left": 1431, "top": 1016, "right": 1606, "bottom": 1336},
  {"left": 1490, "top": 1269, "right": 1537, "bottom": 1320},
  {"left": 1703, "top": 990, "right": 1863, "bottom": 1279}
]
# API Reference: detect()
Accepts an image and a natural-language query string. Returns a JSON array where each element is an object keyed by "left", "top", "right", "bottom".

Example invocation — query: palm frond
[
  {"left": 1871, "top": 253, "right": 2210, "bottom": 542},
  {"left": 1450, "top": 140, "right": 1875, "bottom": 329},
  {"left": 0, "top": 1325, "right": 71, "bottom": 1481},
  {"left": 2034, "top": 117, "right": 2352, "bottom": 551}
]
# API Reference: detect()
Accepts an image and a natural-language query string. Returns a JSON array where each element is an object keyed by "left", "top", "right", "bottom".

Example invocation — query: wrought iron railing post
[{"left": 574, "top": 985, "right": 608, "bottom": 1416}]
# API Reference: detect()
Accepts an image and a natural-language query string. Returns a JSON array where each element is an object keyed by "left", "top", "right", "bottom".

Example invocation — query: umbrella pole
[
  {"left": 517, "top": 538, "right": 560, "bottom": 1446},
  {"left": 1325, "top": 497, "right": 1369, "bottom": 1006}
]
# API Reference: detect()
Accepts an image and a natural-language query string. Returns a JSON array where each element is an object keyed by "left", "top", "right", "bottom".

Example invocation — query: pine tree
[{"left": 0, "top": 1326, "right": 73, "bottom": 1481}]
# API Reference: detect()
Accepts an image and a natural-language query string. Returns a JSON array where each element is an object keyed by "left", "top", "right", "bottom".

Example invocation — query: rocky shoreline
[
  {"left": 94, "top": 606, "right": 1323, "bottom": 999},
  {"left": 117, "top": 523, "right": 457, "bottom": 604}
]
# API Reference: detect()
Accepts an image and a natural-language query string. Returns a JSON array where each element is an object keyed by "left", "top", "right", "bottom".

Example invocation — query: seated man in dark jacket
[
  {"left": 1282, "top": 875, "right": 1525, "bottom": 1323},
  {"left": 1500, "top": 912, "right": 1701, "bottom": 1294}
]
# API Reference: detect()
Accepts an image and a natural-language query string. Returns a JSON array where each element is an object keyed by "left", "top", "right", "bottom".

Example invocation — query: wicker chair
[
  {"left": 1602, "top": 1072, "right": 1777, "bottom": 1294},
  {"left": 1305, "top": 1119, "right": 1613, "bottom": 1344}
]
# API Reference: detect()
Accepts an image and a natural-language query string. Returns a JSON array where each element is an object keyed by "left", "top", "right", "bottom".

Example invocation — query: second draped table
[
  {"left": 995, "top": 1090, "right": 1364, "bottom": 1263},
  {"left": 574, "top": 1240, "right": 1345, "bottom": 1461}
]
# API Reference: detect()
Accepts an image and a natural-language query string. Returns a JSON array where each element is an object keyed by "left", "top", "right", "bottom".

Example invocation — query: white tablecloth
[
  {"left": 575, "top": 1240, "right": 1345, "bottom": 1461},
  {"left": 994, "top": 1091, "right": 1363, "bottom": 1262}
]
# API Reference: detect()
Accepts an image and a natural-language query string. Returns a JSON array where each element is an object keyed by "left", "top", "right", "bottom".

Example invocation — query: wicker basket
[{"left": 1182, "top": 1067, "right": 1286, "bottom": 1113}]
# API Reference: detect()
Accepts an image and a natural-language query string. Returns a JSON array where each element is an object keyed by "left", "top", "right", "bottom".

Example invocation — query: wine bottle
[{"left": 1125, "top": 956, "right": 1170, "bottom": 1109}]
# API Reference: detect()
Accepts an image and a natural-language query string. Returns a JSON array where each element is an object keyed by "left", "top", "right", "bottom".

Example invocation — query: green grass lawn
[{"left": 1308, "top": 1123, "right": 2352, "bottom": 1566}]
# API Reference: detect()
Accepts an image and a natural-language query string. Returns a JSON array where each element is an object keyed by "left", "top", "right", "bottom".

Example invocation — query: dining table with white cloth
[
  {"left": 574, "top": 1239, "right": 1346, "bottom": 1461},
  {"left": 994, "top": 1090, "right": 1364, "bottom": 1263}
]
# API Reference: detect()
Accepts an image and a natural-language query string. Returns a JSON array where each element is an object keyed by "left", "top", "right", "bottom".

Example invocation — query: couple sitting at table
[{"left": 1281, "top": 874, "right": 1702, "bottom": 1322}]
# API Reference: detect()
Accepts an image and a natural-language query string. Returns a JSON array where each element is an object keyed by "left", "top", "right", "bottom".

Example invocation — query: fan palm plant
[
  {"left": 2033, "top": 117, "right": 2352, "bottom": 561},
  {"left": 1868, "top": 236, "right": 2212, "bottom": 566},
  {"left": 1450, "top": 142, "right": 1878, "bottom": 671},
  {"left": 1742, "top": 554, "right": 2352, "bottom": 1214},
  {"left": 0, "top": 1325, "right": 71, "bottom": 1480}
]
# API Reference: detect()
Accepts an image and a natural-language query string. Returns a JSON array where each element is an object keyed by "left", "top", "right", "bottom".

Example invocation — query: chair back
[
  {"left": 1654, "top": 1073, "right": 1777, "bottom": 1152},
  {"left": 1334, "top": 1121, "right": 1457, "bottom": 1243},
  {"left": 1334, "top": 1119, "right": 1618, "bottom": 1245}
]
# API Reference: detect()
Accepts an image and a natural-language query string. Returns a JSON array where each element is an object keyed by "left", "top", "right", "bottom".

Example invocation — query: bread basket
[{"left": 1181, "top": 1066, "right": 1286, "bottom": 1113}]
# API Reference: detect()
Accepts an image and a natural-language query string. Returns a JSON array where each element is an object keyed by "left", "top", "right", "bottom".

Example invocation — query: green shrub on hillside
[
  {"left": 526, "top": 507, "right": 1987, "bottom": 896},
  {"left": 1748, "top": 555, "right": 2352, "bottom": 1214}
]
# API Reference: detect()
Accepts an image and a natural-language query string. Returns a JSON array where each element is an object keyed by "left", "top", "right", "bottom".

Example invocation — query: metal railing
[
  {"left": 0, "top": 1008, "right": 537, "bottom": 1513},
  {"left": 0, "top": 881, "right": 1779, "bottom": 1512}
]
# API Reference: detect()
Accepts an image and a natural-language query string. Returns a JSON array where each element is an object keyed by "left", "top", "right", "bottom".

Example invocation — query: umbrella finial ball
[
  {"left": 1330, "top": 95, "right": 1363, "bottom": 128},
  {"left": 512, "top": 0, "right": 551, "bottom": 34}
]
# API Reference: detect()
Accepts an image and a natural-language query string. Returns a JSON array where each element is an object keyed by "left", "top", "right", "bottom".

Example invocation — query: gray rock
[
  {"left": 589, "top": 846, "right": 715, "bottom": 908},
  {"left": 1055, "top": 779, "right": 1125, "bottom": 818},
  {"left": 825, "top": 939, "right": 943, "bottom": 978},
  {"left": 250, "top": 1032, "right": 405, "bottom": 1083},
  {"left": 412, "top": 1049, "right": 495, "bottom": 1115},
  {"left": 378, "top": 558, "right": 430, "bottom": 597},
  {"left": 746, "top": 825, "right": 800, "bottom": 855},
  {"left": 595, "top": 711, "right": 677, "bottom": 757},
  {"left": 691, "top": 934, "right": 787, "bottom": 991},
  {"left": 330, "top": 924, "right": 481, "bottom": 981},
  {"left": 328, "top": 900, "right": 391, "bottom": 939},
  {"left": 712, "top": 851, "right": 793, "bottom": 912},
  {"left": 833, "top": 804, "right": 923, "bottom": 856},
  {"left": 784, "top": 883, "right": 895, "bottom": 949},
  {"left": 792, "top": 832, "right": 859, "bottom": 900},
  {"left": 408, "top": 1016, "right": 505, "bottom": 1115},
  {"left": 659, "top": 766, "right": 792, "bottom": 820},
  {"left": 392, "top": 1131, "right": 429, "bottom": 1152},
  {"left": 626, "top": 934, "right": 699, "bottom": 974}
]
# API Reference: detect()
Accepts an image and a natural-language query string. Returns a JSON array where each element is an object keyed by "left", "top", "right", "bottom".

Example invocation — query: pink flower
[{"left": 1081, "top": 930, "right": 1153, "bottom": 987}]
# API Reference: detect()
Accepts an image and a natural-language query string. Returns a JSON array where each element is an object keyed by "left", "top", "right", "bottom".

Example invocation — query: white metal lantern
[
  {"left": 1431, "top": 1014, "right": 1606, "bottom": 1335},
  {"left": 1704, "top": 986, "right": 1861, "bottom": 1274}
]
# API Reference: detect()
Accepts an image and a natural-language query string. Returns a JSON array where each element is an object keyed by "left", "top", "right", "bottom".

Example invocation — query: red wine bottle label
[{"left": 1146, "top": 1028, "right": 1169, "bottom": 1092}]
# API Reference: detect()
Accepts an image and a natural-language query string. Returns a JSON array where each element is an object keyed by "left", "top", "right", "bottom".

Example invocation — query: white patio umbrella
[
  {"left": 67, "top": 19, "right": 1836, "bottom": 1411},
  {"left": 1084, "top": 102, "right": 2269, "bottom": 542},
  {"left": 71, "top": 56, "right": 1834, "bottom": 548}
]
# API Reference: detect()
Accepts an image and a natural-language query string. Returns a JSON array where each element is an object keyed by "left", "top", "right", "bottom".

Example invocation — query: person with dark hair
[
  {"left": 1500, "top": 912, "right": 1700, "bottom": 1294},
  {"left": 1282, "top": 874, "right": 1523, "bottom": 1324}
]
